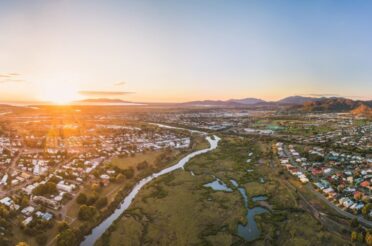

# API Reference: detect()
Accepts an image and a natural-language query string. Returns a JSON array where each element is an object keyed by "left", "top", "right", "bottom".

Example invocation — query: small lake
[
  {"left": 230, "top": 179, "right": 269, "bottom": 242},
  {"left": 204, "top": 177, "right": 232, "bottom": 192},
  {"left": 237, "top": 206, "right": 268, "bottom": 241}
]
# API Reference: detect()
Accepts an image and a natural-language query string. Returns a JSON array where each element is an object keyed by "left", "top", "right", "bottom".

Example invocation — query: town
[
  {"left": 0, "top": 108, "right": 199, "bottom": 245},
  {"left": 0, "top": 104, "right": 371, "bottom": 246}
]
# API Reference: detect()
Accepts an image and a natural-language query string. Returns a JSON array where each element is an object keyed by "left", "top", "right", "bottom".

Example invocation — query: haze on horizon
[{"left": 0, "top": 0, "right": 371, "bottom": 104}]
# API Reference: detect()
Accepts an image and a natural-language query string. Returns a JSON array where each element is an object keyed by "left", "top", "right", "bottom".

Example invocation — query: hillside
[
  {"left": 277, "top": 96, "right": 322, "bottom": 105},
  {"left": 298, "top": 98, "right": 372, "bottom": 114},
  {"left": 351, "top": 104, "right": 372, "bottom": 117},
  {"left": 227, "top": 97, "right": 266, "bottom": 105},
  {"left": 180, "top": 100, "right": 245, "bottom": 107}
]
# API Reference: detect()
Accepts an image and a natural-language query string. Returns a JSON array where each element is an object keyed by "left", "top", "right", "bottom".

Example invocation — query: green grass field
[{"left": 96, "top": 136, "right": 349, "bottom": 245}]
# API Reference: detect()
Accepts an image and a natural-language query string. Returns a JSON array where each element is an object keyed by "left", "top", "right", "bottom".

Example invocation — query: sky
[{"left": 0, "top": 0, "right": 371, "bottom": 103}]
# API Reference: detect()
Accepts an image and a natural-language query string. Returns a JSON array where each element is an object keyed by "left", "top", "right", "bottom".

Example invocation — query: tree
[
  {"left": 95, "top": 197, "right": 108, "bottom": 209},
  {"left": 57, "top": 229, "right": 77, "bottom": 246},
  {"left": 115, "top": 173, "right": 124, "bottom": 183},
  {"left": 363, "top": 203, "right": 372, "bottom": 216},
  {"left": 366, "top": 231, "right": 372, "bottom": 246},
  {"left": 136, "top": 161, "right": 149, "bottom": 171},
  {"left": 86, "top": 193, "right": 98, "bottom": 206},
  {"left": 351, "top": 231, "right": 358, "bottom": 242},
  {"left": 32, "top": 182, "right": 57, "bottom": 196},
  {"left": 122, "top": 168, "right": 134, "bottom": 179},
  {"left": 76, "top": 193, "right": 87, "bottom": 205},
  {"left": 91, "top": 183, "right": 99, "bottom": 192},
  {"left": 0, "top": 205, "right": 10, "bottom": 218},
  {"left": 358, "top": 232, "right": 364, "bottom": 242},
  {"left": 57, "top": 221, "right": 69, "bottom": 232},
  {"left": 20, "top": 196, "right": 30, "bottom": 208},
  {"left": 78, "top": 205, "right": 97, "bottom": 221}
]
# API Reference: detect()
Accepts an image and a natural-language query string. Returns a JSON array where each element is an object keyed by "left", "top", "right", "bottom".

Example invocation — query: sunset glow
[
  {"left": 0, "top": 0, "right": 371, "bottom": 104},
  {"left": 37, "top": 82, "right": 80, "bottom": 104}
]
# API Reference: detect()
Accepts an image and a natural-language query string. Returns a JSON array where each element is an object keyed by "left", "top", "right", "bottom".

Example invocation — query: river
[
  {"left": 80, "top": 133, "right": 220, "bottom": 246},
  {"left": 149, "top": 122, "right": 206, "bottom": 135}
]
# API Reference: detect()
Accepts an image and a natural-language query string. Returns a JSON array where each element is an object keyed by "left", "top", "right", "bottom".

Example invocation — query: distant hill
[
  {"left": 296, "top": 98, "right": 372, "bottom": 115},
  {"left": 180, "top": 100, "right": 244, "bottom": 107},
  {"left": 73, "top": 98, "right": 145, "bottom": 106},
  {"left": 177, "top": 96, "right": 350, "bottom": 108},
  {"left": 76, "top": 98, "right": 132, "bottom": 103},
  {"left": 277, "top": 96, "right": 322, "bottom": 105},
  {"left": 180, "top": 97, "right": 268, "bottom": 107},
  {"left": 227, "top": 98, "right": 266, "bottom": 105}
]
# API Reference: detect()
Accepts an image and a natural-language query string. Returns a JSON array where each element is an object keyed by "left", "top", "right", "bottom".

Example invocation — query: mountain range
[
  {"left": 72, "top": 96, "right": 372, "bottom": 114},
  {"left": 300, "top": 98, "right": 372, "bottom": 114},
  {"left": 181, "top": 96, "right": 328, "bottom": 106},
  {"left": 3, "top": 96, "right": 370, "bottom": 116},
  {"left": 177, "top": 96, "right": 372, "bottom": 116}
]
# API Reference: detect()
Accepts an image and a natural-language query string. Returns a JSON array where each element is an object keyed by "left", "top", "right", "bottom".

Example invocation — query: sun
[{"left": 38, "top": 82, "right": 79, "bottom": 105}]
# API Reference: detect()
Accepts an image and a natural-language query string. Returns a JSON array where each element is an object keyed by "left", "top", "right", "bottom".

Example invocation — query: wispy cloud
[
  {"left": 0, "top": 73, "right": 24, "bottom": 84},
  {"left": 78, "top": 90, "right": 134, "bottom": 97},
  {"left": 299, "top": 93, "right": 340, "bottom": 98},
  {"left": 346, "top": 95, "right": 370, "bottom": 100},
  {"left": 114, "top": 81, "right": 126, "bottom": 86}
]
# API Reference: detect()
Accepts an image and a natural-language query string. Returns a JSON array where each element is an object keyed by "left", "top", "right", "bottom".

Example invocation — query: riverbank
[
  {"left": 42, "top": 129, "right": 210, "bottom": 246},
  {"left": 80, "top": 135, "right": 220, "bottom": 245}
]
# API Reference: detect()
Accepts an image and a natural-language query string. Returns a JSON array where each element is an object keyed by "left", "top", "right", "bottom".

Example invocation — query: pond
[
  {"left": 229, "top": 179, "right": 269, "bottom": 242},
  {"left": 204, "top": 177, "right": 232, "bottom": 192},
  {"left": 237, "top": 206, "right": 268, "bottom": 241}
]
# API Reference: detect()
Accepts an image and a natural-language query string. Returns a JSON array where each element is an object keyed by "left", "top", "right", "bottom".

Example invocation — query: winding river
[{"left": 80, "top": 132, "right": 220, "bottom": 246}]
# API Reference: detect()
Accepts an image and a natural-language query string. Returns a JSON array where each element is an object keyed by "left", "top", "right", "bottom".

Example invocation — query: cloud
[
  {"left": 299, "top": 93, "right": 340, "bottom": 98},
  {"left": 78, "top": 90, "right": 134, "bottom": 97},
  {"left": 114, "top": 81, "right": 126, "bottom": 86},
  {"left": 346, "top": 95, "right": 370, "bottom": 100},
  {"left": 0, "top": 73, "right": 24, "bottom": 83}
]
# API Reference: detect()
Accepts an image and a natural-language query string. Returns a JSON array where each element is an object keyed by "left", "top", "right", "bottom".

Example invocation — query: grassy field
[{"left": 96, "top": 136, "right": 349, "bottom": 245}]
